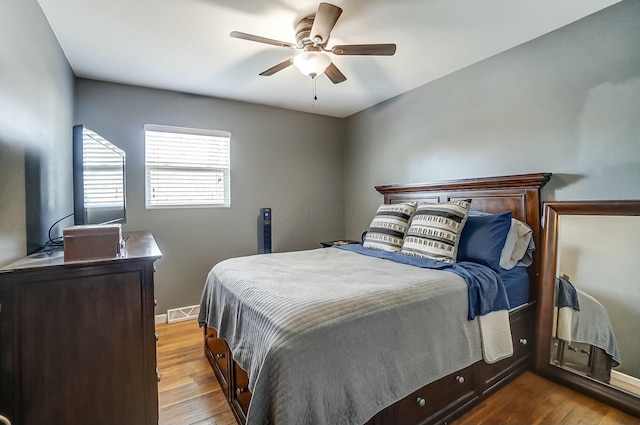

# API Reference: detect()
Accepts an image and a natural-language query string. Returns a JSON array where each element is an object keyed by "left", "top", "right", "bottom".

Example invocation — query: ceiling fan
[{"left": 230, "top": 2, "right": 396, "bottom": 84}]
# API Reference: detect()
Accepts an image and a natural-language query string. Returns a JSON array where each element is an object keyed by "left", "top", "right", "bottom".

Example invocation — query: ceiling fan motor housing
[{"left": 295, "top": 17, "right": 322, "bottom": 49}]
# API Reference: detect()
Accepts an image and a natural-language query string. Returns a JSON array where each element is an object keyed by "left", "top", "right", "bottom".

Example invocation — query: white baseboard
[
  {"left": 167, "top": 304, "right": 200, "bottom": 323},
  {"left": 611, "top": 370, "right": 640, "bottom": 394},
  {"left": 155, "top": 314, "right": 167, "bottom": 324}
]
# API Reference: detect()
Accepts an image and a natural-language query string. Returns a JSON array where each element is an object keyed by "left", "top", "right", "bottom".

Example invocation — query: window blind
[
  {"left": 144, "top": 125, "right": 231, "bottom": 208},
  {"left": 83, "top": 133, "right": 125, "bottom": 208}
]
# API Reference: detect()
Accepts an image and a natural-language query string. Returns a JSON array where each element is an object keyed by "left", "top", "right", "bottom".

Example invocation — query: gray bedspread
[
  {"left": 198, "top": 248, "right": 497, "bottom": 425},
  {"left": 556, "top": 288, "right": 620, "bottom": 366}
]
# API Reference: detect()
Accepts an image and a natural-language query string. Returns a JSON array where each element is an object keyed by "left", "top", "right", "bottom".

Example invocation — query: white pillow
[{"left": 499, "top": 218, "right": 534, "bottom": 270}]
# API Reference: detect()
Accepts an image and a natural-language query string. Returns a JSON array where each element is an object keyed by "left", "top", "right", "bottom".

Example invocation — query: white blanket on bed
[
  {"left": 199, "top": 248, "right": 512, "bottom": 425},
  {"left": 479, "top": 309, "right": 513, "bottom": 363}
]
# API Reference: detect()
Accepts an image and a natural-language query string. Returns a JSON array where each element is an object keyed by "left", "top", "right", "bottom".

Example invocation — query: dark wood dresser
[{"left": 0, "top": 232, "right": 162, "bottom": 425}]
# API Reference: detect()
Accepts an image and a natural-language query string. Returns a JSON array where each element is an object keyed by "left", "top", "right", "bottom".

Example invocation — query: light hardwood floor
[
  {"left": 156, "top": 320, "right": 640, "bottom": 425},
  {"left": 157, "top": 319, "right": 236, "bottom": 425}
]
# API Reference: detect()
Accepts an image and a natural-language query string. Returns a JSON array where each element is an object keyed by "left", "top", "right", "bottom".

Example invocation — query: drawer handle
[
  {"left": 155, "top": 333, "right": 159, "bottom": 341},
  {"left": 215, "top": 353, "right": 225, "bottom": 359},
  {"left": 155, "top": 367, "right": 161, "bottom": 382},
  {"left": 568, "top": 346, "right": 578, "bottom": 352},
  {"left": 416, "top": 397, "right": 426, "bottom": 407},
  {"left": 0, "top": 414, "right": 11, "bottom": 425},
  {"left": 519, "top": 338, "right": 528, "bottom": 345},
  {"left": 580, "top": 349, "right": 590, "bottom": 355},
  {"left": 456, "top": 375, "right": 465, "bottom": 384},
  {"left": 236, "top": 387, "right": 247, "bottom": 396}
]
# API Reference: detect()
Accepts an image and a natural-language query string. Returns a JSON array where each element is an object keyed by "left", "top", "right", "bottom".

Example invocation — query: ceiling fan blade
[
  {"left": 259, "top": 59, "right": 294, "bottom": 76},
  {"left": 310, "top": 3, "right": 343, "bottom": 45},
  {"left": 331, "top": 44, "right": 397, "bottom": 56},
  {"left": 230, "top": 31, "right": 297, "bottom": 49},
  {"left": 324, "top": 63, "right": 346, "bottom": 84}
]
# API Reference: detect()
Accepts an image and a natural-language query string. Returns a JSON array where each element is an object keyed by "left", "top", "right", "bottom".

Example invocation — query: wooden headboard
[{"left": 375, "top": 173, "right": 551, "bottom": 302}]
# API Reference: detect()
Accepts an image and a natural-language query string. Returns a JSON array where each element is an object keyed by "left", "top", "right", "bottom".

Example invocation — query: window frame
[{"left": 144, "top": 124, "right": 231, "bottom": 209}]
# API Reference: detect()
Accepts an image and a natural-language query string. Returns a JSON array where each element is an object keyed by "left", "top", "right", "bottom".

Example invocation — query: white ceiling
[{"left": 37, "top": 0, "right": 620, "bottom": 118}]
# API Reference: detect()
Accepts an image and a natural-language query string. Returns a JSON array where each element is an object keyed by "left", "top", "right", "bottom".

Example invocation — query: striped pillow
[
  {"left": 363, "top": 202, "right": 417, "bottom": 253},
  {"left": 401, "top": 199, "right": 472, "bottom": 263}
]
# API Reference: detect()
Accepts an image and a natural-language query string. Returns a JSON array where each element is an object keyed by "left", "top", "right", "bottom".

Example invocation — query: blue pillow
[{"left": 457, "top": 211, "right": 512, "bottom": 270}]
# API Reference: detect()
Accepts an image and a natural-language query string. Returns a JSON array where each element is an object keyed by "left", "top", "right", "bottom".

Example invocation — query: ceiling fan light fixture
[{"left": 293, "top": 52, "right": 332, "bottom": 78}]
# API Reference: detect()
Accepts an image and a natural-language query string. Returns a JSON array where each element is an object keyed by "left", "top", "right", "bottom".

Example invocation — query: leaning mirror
[{"left": 535, "top": 201, "right": 640, "bottom": 417}]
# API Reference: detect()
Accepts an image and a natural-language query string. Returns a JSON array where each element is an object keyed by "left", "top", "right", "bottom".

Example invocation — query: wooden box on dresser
[
  {"left": 0, "top": 232, "right": 162, "bottom": 425},
  {"left": 204, "top": 302, "right": 535, "bottom": 425}
]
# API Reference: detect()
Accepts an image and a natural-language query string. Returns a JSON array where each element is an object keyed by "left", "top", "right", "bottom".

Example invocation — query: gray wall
[
  {"left": 74, "top": 79, "right": 345, "bottom": 314},
  {"left": 344, "top": 1, "right": 640, "bottom": 239},
  {"left": 0, "top": 0, "right": 74, "bottom": 266},
  {"left": 3, "top": 0, "right": 639, "bottom": 318}
]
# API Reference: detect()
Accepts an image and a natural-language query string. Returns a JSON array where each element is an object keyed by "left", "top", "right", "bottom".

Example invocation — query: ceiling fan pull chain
[
  {"left": 314, "top": 77, "right": 318, "bottom": 101},
  {"left": 312, "top": 77, "right": 318, "bottom": 106}
]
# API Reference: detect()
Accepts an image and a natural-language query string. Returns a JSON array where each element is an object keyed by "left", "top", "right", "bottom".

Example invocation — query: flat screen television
[{"left": 73, "top": 124, "right": 127, "bottom": 225}]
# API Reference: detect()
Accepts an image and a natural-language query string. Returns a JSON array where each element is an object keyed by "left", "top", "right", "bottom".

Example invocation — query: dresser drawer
[
  {"left": 392, "top": 365, "right": 476, "bottom": 425},
  {"left": 480, "top": 304, "right": 534, "bottom": 392},
  {"left": 558, "top": 341, "right": 592, "bottom": 372},
  {"left": 509, "top": 307, "right": 534, "bottom": 360},
  {"left": 231, "top": 361, "right": 252, "bottom": 422},
  {"left": 204, "top": 328, "right": 230, "bottom": 397}
]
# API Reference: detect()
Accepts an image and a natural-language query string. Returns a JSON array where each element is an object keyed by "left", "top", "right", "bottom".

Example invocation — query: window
[
  {"left": 82, "top": 129, "right": 126, "bottom": 209},
  {"left": 144, "top": 124, "right": 230, "bottom": 208}
]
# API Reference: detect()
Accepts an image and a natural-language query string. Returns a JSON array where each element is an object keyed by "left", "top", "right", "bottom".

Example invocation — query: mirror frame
[{"left": 535, "top": 200, "right": 640, "bottom": 417}]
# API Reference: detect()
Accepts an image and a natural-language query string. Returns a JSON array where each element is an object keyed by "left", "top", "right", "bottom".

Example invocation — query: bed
[
  {"left": 199, "top": 173, "right": 551, "bottom": 425},
  {"left": 551, "top": 275, "right": 619, "bottom": 383}
]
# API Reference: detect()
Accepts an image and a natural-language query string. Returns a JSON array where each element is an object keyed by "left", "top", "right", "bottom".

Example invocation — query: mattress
[
  {"left": 499, "top": 266, "right": 530, "bottom": 309},
  {"left": 199, "top": 247, "right": 513, "bottom": 425}
]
